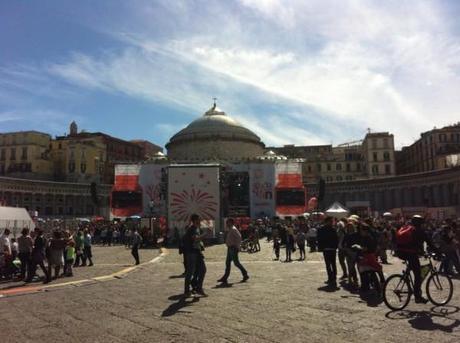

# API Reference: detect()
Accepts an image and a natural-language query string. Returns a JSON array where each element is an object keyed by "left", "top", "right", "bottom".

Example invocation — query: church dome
[{"left": 166, "top": 103, "right": 265, "bottom": 162}]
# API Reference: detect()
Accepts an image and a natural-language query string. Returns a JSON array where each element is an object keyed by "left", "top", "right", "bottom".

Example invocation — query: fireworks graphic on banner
[{"left": 170, "top": 188, "right": 218, "bottom": 221}]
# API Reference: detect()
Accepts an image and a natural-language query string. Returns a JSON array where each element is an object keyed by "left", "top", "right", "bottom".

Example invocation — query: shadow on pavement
[
  {"left": 212, "top": 282, "right": 233, "bottom": 289},
  {"left": 358, "top": 291, "right": 382, "bottom": 307},
  {"left": 162, "top": 296, "right": 199, "bottom": 317},
  {"left": 385, "top": 305, "right": 460, "bottom": 332},
  {"left": 169, "top": 274, "right": 185, "bottom": 279},
  {"left": 317, "top": 285, "right": 340, "bottom": 293},
  {"left": 339, "top": 281, "right": 359, "bottom": 294}
]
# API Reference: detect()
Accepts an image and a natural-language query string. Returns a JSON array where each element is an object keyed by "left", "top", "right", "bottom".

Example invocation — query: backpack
[{"left": 395, "top": 225, "right": 415, "bottom": 246}]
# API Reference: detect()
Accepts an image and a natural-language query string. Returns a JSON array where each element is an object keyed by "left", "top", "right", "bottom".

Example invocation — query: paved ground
[
  {"left": 1, "top": 241, "right": 460, "bottom": 343},
  {"left": 0, "top": 244, "right": 156, "bottom": 291}
]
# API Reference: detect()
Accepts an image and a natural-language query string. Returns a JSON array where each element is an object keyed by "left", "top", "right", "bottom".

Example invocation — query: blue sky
[{"left": 1, "top": 0, "right": 460, "bottom": 149}]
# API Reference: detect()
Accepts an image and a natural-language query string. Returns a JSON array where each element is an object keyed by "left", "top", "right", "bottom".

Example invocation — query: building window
[
  {"left": 336, "top": 163, "right": 342, "bottom": 171},
  {"left": 21, "top": 147, "right": 27, "bottom": 160},
  {"left": 383, "top": 138, "right": 389, "bottom": 148},
  {"left": 383, "top": 151, "right": 390, "bottom": 161},
  {"left": 317, "top": 164, "right": 322, "bottom": 172},
  {"left": 357, "top": 163, "right": 361, "bottom": 171},
  {"left": 307, "top": 165, "right": 311, "bottom": 172},
  {"left": 373, "top": 152, "right": 378, "bottom": 162},
  {"left": 346, "top": 175, "right": 352, "bottom": 181},
  {"left": 0, "top": 149, "right": 5, "bottom": 161},
  {"left": 327, "top": 163, "right": 331, "bottom": 171},
  {"left": 10, "top": 148, "right": 16, "bottom": 160},
  {"left": 346, "top": 163, "right": 351, "bottom": 172},
  {"left": 81, "top": 163, "right": 86, "bottom": 173},
  {"left": 326, "top": 176, "right": 332, "bottom": 182},
  {"left": 372, "top": 165, "right": 379, "bottom": 175},
  {"left": 385, "top": 164, "right": 391, "bottom": 175},
  {"left": 372, "top": 139, "right": 377, "bottom": 149},
  {"left": 69, "top": 162, "right": 75, "bottom": 172},
  {"left": 336, "top": 176, "right": 343, "bottom": 181}
]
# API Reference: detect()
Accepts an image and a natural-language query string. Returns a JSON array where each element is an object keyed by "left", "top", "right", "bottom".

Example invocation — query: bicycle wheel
[
  {"left": 383, "top": 274, "right": 411, "bottom": 311},
  {"left": 426, "top": 273, "right": 453, "bottom": 306}
]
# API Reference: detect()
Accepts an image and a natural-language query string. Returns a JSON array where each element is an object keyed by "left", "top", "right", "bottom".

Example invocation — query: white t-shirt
[{"left": 0, "top": 234, "right": 11, "bottom": 255}]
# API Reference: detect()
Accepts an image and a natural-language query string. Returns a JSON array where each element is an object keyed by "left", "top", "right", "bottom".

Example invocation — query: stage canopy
[
  {"left": 325, "top": 202, "right": 350, "bottom": 219},
  {"left": 0, "top": 206, "right": 36, "bottom": 235}
]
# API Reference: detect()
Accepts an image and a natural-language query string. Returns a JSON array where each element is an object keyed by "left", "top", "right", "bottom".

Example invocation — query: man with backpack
[{"left": 395, "top": 215, "right": 435, "bottom": 304}]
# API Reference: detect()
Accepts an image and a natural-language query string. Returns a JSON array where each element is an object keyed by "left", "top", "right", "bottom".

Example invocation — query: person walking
[
  {"left": 217, "top": 218, "right": 249, "bottom": 285},
  {"left": 64, "top": 240, "right": 76, "bottom": 276},
  {"left": 317, "top": 216, "right": 339, "bottom": 288},
  {"left": 26, "top": 228, "right": 50, "bottom": 283},
  {"left": 337, "top": 219, "right": 348, "bottom": 280},
  {"left": 82, "top": 229, "right": 93, "bottom": 266},
  {"left": 17, "top": 228, "right": 33, "bottom": 280},
  {"left": 47, "top": 230, "right": 66, "bottom": 280},
  {"left": 74, "top": 230, "right": 84, "bottom": 267},
  {"left": 285, "top": 223, "right": 295, "bottom": 262},
  {"left": 296, "top": 230, "right": 306, "bottom": 261},
  {"left": 131, "top": 228, "right": 143, "bottom": 265},
  {"left": 182, "top": 214, "right": 210, "bottom": 298},
  {"left": 0, "top": 228, "right": 12, "bottom": 278}
]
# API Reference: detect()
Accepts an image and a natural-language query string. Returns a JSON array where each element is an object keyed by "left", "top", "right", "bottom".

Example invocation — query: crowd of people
[
  {"left": 2, "top": 211, "right": 459, "bottom": 305},
  {"left": 0, "top": 219, "right": 153, "bottom": 283},
  {"left": 0, "top": 226, "right": 95, "bottom": 283},
  {"left": 178, "top": 212, "right": 459, "bottom": 301}
]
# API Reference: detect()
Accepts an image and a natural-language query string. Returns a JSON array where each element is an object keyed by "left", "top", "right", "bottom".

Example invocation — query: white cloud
[{"left": 4, "top": 0, "right": 460, "bottom": 149}]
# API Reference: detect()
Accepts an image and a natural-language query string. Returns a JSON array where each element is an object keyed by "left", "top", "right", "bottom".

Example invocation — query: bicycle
[{"left": 383, "top": 253, "right": 453, "bottom": 311}]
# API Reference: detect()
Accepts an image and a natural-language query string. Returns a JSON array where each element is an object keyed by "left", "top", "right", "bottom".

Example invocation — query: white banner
[
  {"left": 275, "top": 160, "right": 302, "bottom": 175},
  {"left": 249, "top": 163, "right": 275, "bottom": 218},
  {"left": 114, "top": 164, "right": 141, "bottom": 176},
  {"left": 168, "top": 166, "right": 220, "bottom": 235},
  {"left": 138, "top": 164, "right": 167, "bottom": 216}
]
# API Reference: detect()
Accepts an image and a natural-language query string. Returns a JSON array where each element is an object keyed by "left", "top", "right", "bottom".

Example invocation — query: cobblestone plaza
[{"left": 1, "top": 242, "right": 459, "bottom": 343}]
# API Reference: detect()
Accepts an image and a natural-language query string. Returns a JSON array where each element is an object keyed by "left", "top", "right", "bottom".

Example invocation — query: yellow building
[
  {"left": 50, "top": 135, "right": 106, "bottom": 183},
  {"left": 0, "top": 131, "right": 53, "bottom": 180},
  {"left": 362, "top": 132, "right": 396, "bottom": 178}
]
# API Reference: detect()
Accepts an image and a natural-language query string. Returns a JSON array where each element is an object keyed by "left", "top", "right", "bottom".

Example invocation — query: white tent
[
  {"left": 0, "top": 206, "right": 36, "bottom": 235},
  {"left": 325, "top": 202, "right": 350, "bottom": 219}
]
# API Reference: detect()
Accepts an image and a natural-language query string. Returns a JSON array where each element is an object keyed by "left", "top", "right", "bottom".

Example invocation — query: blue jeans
[
  {"left": 221, "top": 247, "right": 248, "bottom": 281},
  {"left": 184, "top": 252, "right": 206, "bottom": 292}
]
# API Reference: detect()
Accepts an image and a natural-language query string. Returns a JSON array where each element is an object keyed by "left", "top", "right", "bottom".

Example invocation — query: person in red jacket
[{"left": 396, "top": 215, "right": 435, "bottom": 304}]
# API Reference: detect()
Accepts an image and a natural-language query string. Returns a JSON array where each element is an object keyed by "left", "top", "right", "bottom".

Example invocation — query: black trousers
[
  {"left": 399, "top": 252, "right": 422, "bottom": 298},
  {"left": 131, "top": 245, "right": 140, "bottom": 264},
  {"left": 323, "top": 250, "right": 337, "bottom": 284},
  {"left": 184, "top": 252, "right": 206, "bottom": 293}
]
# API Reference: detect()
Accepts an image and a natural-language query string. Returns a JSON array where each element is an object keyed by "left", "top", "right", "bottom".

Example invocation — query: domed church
[{"left": 166, "top": 102, "right": 265, "bottom": 162}]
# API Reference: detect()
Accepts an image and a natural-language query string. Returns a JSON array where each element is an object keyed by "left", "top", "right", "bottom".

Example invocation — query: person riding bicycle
[{"left": 395, "top": 214, "right": 436, "bottom": 304}]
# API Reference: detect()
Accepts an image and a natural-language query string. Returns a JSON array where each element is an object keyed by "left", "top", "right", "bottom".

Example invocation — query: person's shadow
[
  {"left": 161, "top": 295, "right": 199, "bottom": 317},
  {"left": 317, "top": 285, "right": 340, "bottom": 293},
  {"left": 168, "top": 274, "right": 185, "bottom": 279},
  {"left": 385, "top": 305, "right": 460, "bottom": 332},
  {"left": 358, "top": 291, "right": 382, "bottom": 307},
  {"left": 212, "top": 282, "right": 233, "bottom": 289}
]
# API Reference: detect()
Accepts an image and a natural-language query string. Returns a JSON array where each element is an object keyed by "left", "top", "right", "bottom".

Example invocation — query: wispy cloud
[{"left": 2, "top": 0, "right": 460, "bottom": 148}]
